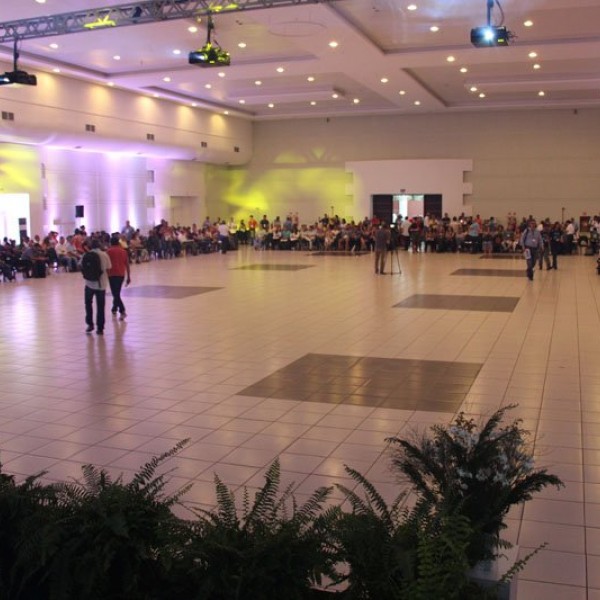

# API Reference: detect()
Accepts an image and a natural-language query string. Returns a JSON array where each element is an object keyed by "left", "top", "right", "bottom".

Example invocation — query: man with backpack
[{"left": 82, "top": 238, "right": 111, "bottom": 335}]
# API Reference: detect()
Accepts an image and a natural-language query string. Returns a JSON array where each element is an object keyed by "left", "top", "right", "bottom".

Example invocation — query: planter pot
[{"left": 467, "top": 545, "right": 519, "bottom": 600}]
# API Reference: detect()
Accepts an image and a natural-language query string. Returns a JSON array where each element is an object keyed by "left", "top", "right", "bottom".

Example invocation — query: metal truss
[{"left": 0, "top": 0, "right": 337, "bottom": 44}]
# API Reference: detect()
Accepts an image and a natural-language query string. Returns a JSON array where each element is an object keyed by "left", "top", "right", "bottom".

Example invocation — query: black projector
[
  {"left": 189, "top": 44, "right": 230, "bottom": 67},
  {"left": 470, "top": 25, "right": 510, "bottom": 47},
  {"left": 0, "top": 69, "right": 37, "bottom": 86}
]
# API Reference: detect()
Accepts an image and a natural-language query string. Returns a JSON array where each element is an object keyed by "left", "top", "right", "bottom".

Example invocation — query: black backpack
[{"left": 81, "top": 251, "right": 102, "bottom": 281}]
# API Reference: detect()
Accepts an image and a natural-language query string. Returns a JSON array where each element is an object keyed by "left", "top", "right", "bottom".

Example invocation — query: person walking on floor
[
  {"left": 520, "top": 219, "right": 543, "bottom": 281},
  {"left": 106, "top": 235, "right": 131, "bottom": 320},
  {"left": 82, "top": 238, "right": 112, "bottom": 335}
]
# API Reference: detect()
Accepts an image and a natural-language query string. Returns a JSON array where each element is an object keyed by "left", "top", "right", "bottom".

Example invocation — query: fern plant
[
  {"left": 387, "top": 405, "right": 563, "bottom": 564},
  {"left": 34, "top": 440, "right": 192, "bottom": 600},
  {"left": 331, "top": 466, "right": 414, "bottom": 599},
  {"left": 0, "top": 462, "right": 58, "bottom": 600},
  {"left": 178, "top": 458, "right": 336, "bottom": 600}
]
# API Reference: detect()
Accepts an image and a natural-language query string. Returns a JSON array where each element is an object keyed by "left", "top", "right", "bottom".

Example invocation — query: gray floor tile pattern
[
  {"left": 238, "top": 353, "right": 482, "bottom": 413},
  {"left": 395, "top": 294, "right": 520, "bottom": 312},
  {"left": 123, "top": 285, "right": 222, "bottom": 299}
]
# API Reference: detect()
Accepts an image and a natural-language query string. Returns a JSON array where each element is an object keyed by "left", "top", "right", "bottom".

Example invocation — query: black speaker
[{"left": 75, "top": 205, "right": 84, "bottom": 218}]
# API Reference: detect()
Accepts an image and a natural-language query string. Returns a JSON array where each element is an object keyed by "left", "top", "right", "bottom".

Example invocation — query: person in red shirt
[{"left": 106, "top": 235, "right": 131, "bottom": 320}]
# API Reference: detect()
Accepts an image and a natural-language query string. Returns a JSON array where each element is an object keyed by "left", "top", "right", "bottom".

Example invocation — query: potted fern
[{"left": 386, "top": 405, "right": 563, "bottom": 595}]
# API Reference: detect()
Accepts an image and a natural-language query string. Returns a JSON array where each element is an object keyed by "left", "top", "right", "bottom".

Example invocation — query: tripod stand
[{"left": 388, "top": 247, "right": 402, "bottom": 275}]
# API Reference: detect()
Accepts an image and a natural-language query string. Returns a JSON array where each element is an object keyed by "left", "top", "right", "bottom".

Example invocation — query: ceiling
[{"left": 1, "top": 0, "right": 600, "bottom": 121}]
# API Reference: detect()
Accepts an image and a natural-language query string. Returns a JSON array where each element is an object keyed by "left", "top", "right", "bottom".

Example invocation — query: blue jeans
[{"left": 85, "top": 286, "right": 106, "bottom": 331}]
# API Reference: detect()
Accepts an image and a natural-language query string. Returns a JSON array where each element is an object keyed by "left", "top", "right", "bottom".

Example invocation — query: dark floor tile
[
  {"left": 124, "top": 285, "right": 222, "bottom": 299},
  {"left": 238, "top": 353, "right": 482, "bottom": 414},
  {"left": 234, "top": 264, "right": 314, "bottom": 271},
  {"left": 451, "top": 268, "right": 525, "bottom": 278},
  {"left": 395, "top": 294, "right": 519, "bottom": 313}
]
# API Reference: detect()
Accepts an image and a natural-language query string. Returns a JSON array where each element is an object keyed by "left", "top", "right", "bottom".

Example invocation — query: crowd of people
[{"left": 1, "top": 212, "right": 600, "bottom": 283}]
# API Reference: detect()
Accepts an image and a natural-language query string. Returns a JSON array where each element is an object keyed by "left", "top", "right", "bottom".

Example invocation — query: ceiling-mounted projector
[
  {"left": 471, "top": 25, "right": 510, "bottom": 47},
  {"left": 188, "top": 14, "right": 230, "bottom": 68},
  {"left": 189, "top": 43, "right": 231, "bottom": 67},
  {"left": 0, "top": 38, "right": 37, "bottom": 86},
  {"left": 0, "top": 69, "right": 37, "bottom": 86}
]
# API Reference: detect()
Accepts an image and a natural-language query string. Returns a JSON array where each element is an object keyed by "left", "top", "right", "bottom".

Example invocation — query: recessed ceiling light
[
  {"left": 430, "top": 25, "right": 439, "bottom": 33},
  {"left": 36, "top": 0, "right": 47, "bottom": 3},
  {"left": 524, "top": 20, "right": 534, "bottom": 27},
  {"left": 113, "top": 55, "right": 121, "bottom": 60},
  {"left": 332, "top": 93, "right": 339, "bottom": 99},
  {"left": 52, "top": 68, "right": 60, "bottom": 73},
  {"left": 460, "top": 67, "right": 468, "bottom": 73},
  {"left": 153, "top": 93, "right": 160, "bottom": 98},
  {"left": 188, "top": 26, "right": 198, "bottom": 33},
  {"left": 172, "top": 49, "right": 182, "bottom": 55},
  {"left": 380, "top": 77, "right": 389, "bottom": 83},
  {"left": 353, "top": 98, "right": 360, "bottom": 104},
  {"left": 407, "top": 4, "right": 418, "bottom": 10},
  {"left": 533, "top": 63, "right": 541, "bottom": 70},
  {"left": 538, "top": 90, "right": 545, "bottom": 96},
  {"left": 191, "top": 102, "right": 197, "bottom": 107},
  {"left": 276, "top": 67, "right": 285, "bottom": 73},
  {"left": 239, "top": 99, "right": 246, "bottom": 104},
  {"left": 224, "top": 110, "right": 229, "bottom": 115},
  {"left": 205, "top": 83, "right": 212, "bottom": 89},
  {"left": 107, "top": 82, "right": 114, "bottom": 87},
  {"left": 238, "top": 42, "right": 247, "bottom": 49},
  {"left": 307, "top": 76, "right": 315, "bottom": 82},
  {"left": 414, "top": 100, "right": 421, "bottom": 105},
  {"left": 446, "top": 55, "right": 456, "bottom": 63},
  {"left": 163, "top": 76, "right": 171, "bottom": 82},
  {"left": 218, "top": 72, "right": 226, "bottom": 78},
  {"left": 470, "top": 86, "right": 478, "bottom": 92},
  {"left": 528, "top": 51, "right": 538, "bottom": 58},
  {"left": 49, "top": 43, "right": 59, "bottom": 49},
  {"left": 310, "top": 101, "right": 317, "bottom": 106},
  {"left": 255, "top": 80, "right": 262, "bottom": 86},
  {"left": 329, "top": 41, "right": 339, "bottom": 48},
  {"left": 399, "top": 90, "right": 406, "bottom": 95},
  {"left": 479, "top": 93, "right": 486, "bottom": 98},
  {"left": 268, "top": 103, "right": 274, "bottom": 108}
]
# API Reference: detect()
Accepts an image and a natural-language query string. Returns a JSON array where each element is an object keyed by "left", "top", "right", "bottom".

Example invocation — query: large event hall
[{"left": 2, "top": 1, "right": 600, "bottom": 598}]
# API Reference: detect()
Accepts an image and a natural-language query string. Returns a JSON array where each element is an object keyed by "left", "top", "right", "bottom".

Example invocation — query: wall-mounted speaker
[{"left": 75, "top": 205, "right": 84, "bottom": 218}]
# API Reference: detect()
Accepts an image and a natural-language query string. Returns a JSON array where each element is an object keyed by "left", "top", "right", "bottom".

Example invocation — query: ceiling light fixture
[
  {"left": 49, "top": 43, "right": 59, "bottom": 49},
  {"left": 524, "top": 20, "right": 533, "bottom": 27},
  {"left": 188, "top": 15, "right": 230, "bottom": 68},
  {"left": 328, "top": 41, "right": 339, "bottom": 48},
  {"left": 460, "top": 67, "right": 468, "bottom": 73},
  {"left": 0, "top": 38, "right": 37, "bottom": 87},
  {"left": 276, "top": 67, "right": 285, "bottom": 73},
  {"left": 533, "top": 63, "right": 541, "bottom": 70},
  {"left": 430, "top": 25, "right": 439, "bottom": 32},
  {"left": 471, "top": 0, "right": 514, "bottom": 47},
  {"left": 407, "top": 4, "right": 418, "bottom": 10},
  {"left": 528, "top": 51, "right": 537, "bottom": 58},
  {"left": 307, "top": 76, "right": 315, "bottom": 82},
  {"left": 238, "top": 42, "right": 247, "bottom": 48}
]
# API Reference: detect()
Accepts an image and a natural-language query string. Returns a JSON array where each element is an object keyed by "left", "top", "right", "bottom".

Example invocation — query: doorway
[
  {"left": 0, "top": 194, "right": 30, "bottom": 241},
  {"left": 372, "top": 193, "right": 443, "bottom": 223}
]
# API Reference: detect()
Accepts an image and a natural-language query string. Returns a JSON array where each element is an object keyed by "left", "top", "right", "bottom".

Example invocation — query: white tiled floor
[{"left": 1, "top": 247, "right": 599, "bottom": 598}]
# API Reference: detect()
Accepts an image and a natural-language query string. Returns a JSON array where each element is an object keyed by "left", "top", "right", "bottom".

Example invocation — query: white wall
[
  {"left": 346, "top": 159, "right": 473, "bottom": 219},
  {"left": 0, "top": 64, "right": 252, "bottom": 164},
  {"left": 209, "top": 108, "right": 600, "bottom": 225}
]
